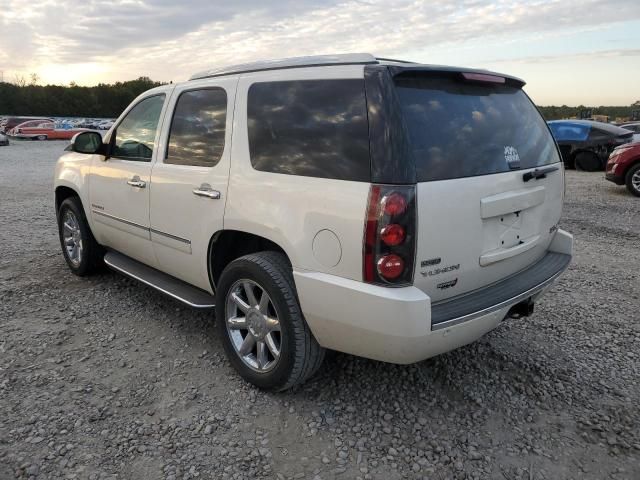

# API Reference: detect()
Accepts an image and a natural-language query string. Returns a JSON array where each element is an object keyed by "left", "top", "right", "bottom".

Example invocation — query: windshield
[{"left": 394, "top": 75, "right": 560, "bottom": 182}]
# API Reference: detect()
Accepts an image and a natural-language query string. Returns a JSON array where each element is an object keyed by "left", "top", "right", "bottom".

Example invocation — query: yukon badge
[{"left": 504, "top": 145, "right": 521, "bottom": 169}]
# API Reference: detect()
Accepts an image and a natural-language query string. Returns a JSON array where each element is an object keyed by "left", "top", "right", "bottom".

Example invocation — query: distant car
[
  {"left": 97, "top": 120, "right": 114, "bottom": 130},
  {"left": 620, "top": 122, "right": 640, "bottom": 143},
  {"left": 9, "top": 120, "right": 89, "bottom": 140},
  {"left": 77, "top": 119, "right": 104, "bottom": 130},
  {"left": 606, "top": 142, "right": 640, "bottom": 197},
  {"left": 0, "top": 132, "right": 8, "bottom": 146},
  {"left": 547, "top": 120, "right": 634, "bottom": 171}
]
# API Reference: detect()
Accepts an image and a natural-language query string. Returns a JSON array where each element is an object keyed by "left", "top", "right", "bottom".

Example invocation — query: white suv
[{"left": 54, "top": 54, "right": 573, "bottom": 390}]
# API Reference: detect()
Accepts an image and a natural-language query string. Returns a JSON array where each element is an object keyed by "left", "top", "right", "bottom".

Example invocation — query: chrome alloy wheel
[
  {"left": 62, "top": 210, "right": 83, "bottom": 267},
  {"left": 632, "top": 170, "right": 640, "bottom": 193},
  {"left": 225, "top": 279, "right": 282, "bottom": 372}
]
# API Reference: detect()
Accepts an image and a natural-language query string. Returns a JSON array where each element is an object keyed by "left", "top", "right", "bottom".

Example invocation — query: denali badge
[
  {"left": 504, "top": 145, "right": 521, "bottom": 169},
  {"left": 421, "top": 257, "right": 441, "bottom": 267},
  {"left": 437, "top": 278, "right": 458, "bottom": 290}
]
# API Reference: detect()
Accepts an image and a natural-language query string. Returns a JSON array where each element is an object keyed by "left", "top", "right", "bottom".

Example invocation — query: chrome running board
[{"left": 104, "top": 251, "right": 215, "bottom": 309}]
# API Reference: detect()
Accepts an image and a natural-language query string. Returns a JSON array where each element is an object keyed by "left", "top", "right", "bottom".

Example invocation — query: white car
[
  {"left": 97, "top": 120, "right": 114, "bottom": 130},
  {"left": 621, "top": 122, "right": 640, "bottom": 143},
  {"left": 54, "top": 54, "right": 573, "bottom": 390}
]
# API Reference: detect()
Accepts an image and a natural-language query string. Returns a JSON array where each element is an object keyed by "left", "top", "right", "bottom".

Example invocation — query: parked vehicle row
[
  {"left": 547, "top": 120, "right": 634, "bottom": 171},
  {"left": 1, "top": 116, "right": 115, "bottom": 141},
  {"left": 1, "top": 116, "right": 54, "bottom": 134},
  {"left": 6, "top": 119, "right": 90, "bottom": 140},
  {"left": 545, "top": 119, "right": 640, "bottom": 197},
  {"left": 54, "top": 54, "right": 572, "bottom": 390}
]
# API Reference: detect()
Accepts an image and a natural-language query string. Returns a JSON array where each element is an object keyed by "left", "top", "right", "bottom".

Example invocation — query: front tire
[
  {"left": 57, "top": 197, "right": 103, "bottom": 275},
  {"left": 625, "top": 163, "right": 640, "bottom": 197},
  {"left": 215, "top": 252, "right": 325, "bottom": 391}
]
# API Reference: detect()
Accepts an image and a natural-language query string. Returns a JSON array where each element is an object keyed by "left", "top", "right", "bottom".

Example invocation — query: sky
[{"left": 0, "top": 0, "right": 639, "bottom": 106}]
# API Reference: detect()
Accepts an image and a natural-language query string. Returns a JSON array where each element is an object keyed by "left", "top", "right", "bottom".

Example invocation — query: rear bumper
[
  {"left": 294, "top": 229, "right": 573, "bottom": 364},
  {"left": 605, "top": 172, "right": 625, "bottom": 185}
]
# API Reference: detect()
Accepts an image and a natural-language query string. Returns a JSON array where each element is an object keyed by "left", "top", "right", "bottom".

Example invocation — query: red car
[
  {"left": 9, "top": 120, "right": 89, "bottom": 140},
  {"left": 606, "top": 142, "right": 640, "bottom": 197}
]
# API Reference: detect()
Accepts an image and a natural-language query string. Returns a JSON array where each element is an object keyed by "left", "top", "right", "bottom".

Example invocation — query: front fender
[{"left": 54, "top": 152, "right": 95, "bottom": 227}]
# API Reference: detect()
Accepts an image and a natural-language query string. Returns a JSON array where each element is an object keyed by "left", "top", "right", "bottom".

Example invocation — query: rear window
[
  {"left": 548, "top": 122, "right": 589, "bottom": 142},
  {"left": 247, "top": 79, "right": 370, "bottom": 181},
  {"left": 394, "top": 75, "right": 560, "bottom": 182}
]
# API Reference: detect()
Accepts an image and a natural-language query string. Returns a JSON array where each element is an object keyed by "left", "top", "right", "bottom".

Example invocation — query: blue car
[{"left": 547, "top": 120, "right": 633, "bottom": 171}]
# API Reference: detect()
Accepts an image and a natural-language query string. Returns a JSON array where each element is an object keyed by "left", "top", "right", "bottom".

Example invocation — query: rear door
[
  {"left": 149, "top": 78, "right": 237, "bottom": 292},
  {"left": 392, "top": 72, "right": 564, "bottom": 302}
]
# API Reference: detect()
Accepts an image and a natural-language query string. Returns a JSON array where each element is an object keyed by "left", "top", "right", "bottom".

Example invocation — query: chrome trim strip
[
  {"left": 150, "top": 228, "right": 191, "bottom": 245},
  {"left": 431, "top": 262, "right": 569, "bottom": 331},
  {"left": 92, "top": 210, "right": 191, "bottom": 245},
  {"left": 92, "top": 210, "right": 148, "bottom": 231},
  {"left": 104, "top": 256, "right": 215, "bottom": 309}
]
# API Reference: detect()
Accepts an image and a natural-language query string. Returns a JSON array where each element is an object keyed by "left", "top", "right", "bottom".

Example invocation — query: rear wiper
[{"left": 522, "top": 165, "right": 559, "bottom": 182}]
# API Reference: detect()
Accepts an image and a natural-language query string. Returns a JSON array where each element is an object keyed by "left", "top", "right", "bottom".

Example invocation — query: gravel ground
[{"left": 1, "top": 140, "right": 638, "bottom": 480}]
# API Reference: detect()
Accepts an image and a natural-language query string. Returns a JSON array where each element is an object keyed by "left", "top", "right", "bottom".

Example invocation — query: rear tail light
[
  {"left": 363, "top": 184, "right": 416, "bottom": 286},
  {"left": 377, "top": 254, "right": 404, "bottom": 280},
  {"left": 380, "top": 224, "right": 405, "bottom": 246}
]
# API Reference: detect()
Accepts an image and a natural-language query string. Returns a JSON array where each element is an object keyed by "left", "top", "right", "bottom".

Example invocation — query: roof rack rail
[
  {"left": 375, "top": 57, "right": 417, "bottom": 64},
  {"left": 190, "top": 53, "right": 379, "bottom": 81}
]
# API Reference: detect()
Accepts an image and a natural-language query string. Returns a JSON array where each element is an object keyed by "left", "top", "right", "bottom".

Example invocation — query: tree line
[
  {"left": 0, "top": 77, "right": 163, "bottom": 118},
  {"left": 537, "top": 104, "right": 639, "bottom": 121},
  {"left": 0, "top": 77, "right": 638, "bottom": 121}
]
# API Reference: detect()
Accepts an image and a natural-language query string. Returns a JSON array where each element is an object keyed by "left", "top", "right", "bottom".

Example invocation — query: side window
[
  {"left": 166, "top": 88, "right": 227, "bottom": 167},
  {"left": 112, "top": 94, "right": 165, "bottom": 161},
  {"left": 247, "top": 79, "right": 370, "bottom": 181}
]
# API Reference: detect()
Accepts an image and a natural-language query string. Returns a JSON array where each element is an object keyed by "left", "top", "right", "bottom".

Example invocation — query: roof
[
  {"left": 189, "top": 52, "right": 524, "bottom": 86},
  {"left": 190, "top": 53, "right": 381, "bottom": 80}
]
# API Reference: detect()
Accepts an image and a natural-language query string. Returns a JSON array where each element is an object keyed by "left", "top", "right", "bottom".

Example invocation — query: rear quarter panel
[{"left": 225, "top": 66, "right": 370, "bottom": 281}]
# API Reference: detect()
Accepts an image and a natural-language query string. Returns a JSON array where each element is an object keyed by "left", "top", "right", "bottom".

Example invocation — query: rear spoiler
[{"left": 386, "top": 65, "right": 526, "bottom": 88}]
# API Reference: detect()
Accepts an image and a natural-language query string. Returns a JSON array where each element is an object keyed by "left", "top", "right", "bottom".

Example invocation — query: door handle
[
  {"left": 127, "top": 176, "right": 146, "bottom": 188},
  {"left": 193, "top": 184, "right": 221, "bottom": 200}
]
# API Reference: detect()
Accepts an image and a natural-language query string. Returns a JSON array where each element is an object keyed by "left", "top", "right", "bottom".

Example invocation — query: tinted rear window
[
  {"left": 247, "top": 79, "right": 370, "bottom": 181},
  {"left": 394, "top": 75, "right": 560, "bottom": 182},
  {"left": 166, "top": 88, "right": 227, "bottom": 167}
]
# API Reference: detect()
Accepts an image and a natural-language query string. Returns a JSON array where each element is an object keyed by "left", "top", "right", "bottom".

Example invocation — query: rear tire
[
  {"left": 36, "top": 135, "right": 47, "bottom": 141},
  {"left": 57, "top": 197, "right": 103, "bottom": 276},
  {"left": 625, "top": 163, "right": 640, "bottom": 197},
  {"left": 574, "top": 151, "right": 601, "bottom": 172},
  {"left": 215, "top": 251, "right": 325, "bottom": 391}
]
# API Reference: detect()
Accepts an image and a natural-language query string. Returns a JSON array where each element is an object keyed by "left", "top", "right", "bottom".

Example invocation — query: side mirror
[{"left": 70, "top": 131, "right": 104, "bottom": 154}]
